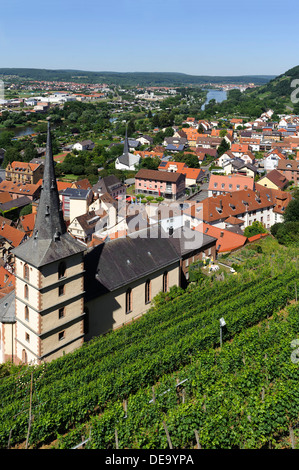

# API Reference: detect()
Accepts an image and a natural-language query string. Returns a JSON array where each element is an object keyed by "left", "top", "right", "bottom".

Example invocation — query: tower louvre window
[
  {"left": 58, "top": 261, "right": 66, "bottom": 279},
  {"left": 23, "top": 263, "right": 29, "bottom": 280},
  {"left": 24, "top": 284, "right": 29, "bottom": 300}
]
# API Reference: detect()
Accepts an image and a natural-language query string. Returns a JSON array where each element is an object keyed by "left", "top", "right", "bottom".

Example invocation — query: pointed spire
[
  {"left": 33, "top": 119, "right": 66, "bottom": 241},
  {"left": 123, "top": 123, "right": 129, "bottom": 156}
]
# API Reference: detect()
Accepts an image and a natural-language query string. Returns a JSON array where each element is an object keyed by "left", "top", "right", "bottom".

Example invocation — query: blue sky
[{"left": 0, "top": 0, "right": 299, "bottom": 77}]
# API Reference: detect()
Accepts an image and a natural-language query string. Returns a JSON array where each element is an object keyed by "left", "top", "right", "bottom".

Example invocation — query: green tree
[
  {"left": 244, "top": 221, "right": 267, "bottom": 238},
  {"left": 217, "top": 138, "right": 230, "bottom": 157},
  {"left": 283, "top": 197, "right": 299, "bottom": 222}
]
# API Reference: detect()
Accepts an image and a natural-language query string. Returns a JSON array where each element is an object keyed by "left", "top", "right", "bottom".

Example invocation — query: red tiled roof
[
  {"left": 208, "top": 174, "right": 254, "bottom": 193},
  {"left": 0, "top": 224, "right": 26, "bottom": 247},
  {"left": 195, "top": 223, "right": 247, "bottom": 253},
  {"left": 18, "top": 212, "right": 36, "bottom": 235},
  {"left": 0, "top": 180, "right": 41, "bottom": 196},
  {"left": 10, "top": 161, "right": 40, "bottom": 171}
]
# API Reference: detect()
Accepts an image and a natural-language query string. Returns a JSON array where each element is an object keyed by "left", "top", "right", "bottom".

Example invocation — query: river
[
  {"left": 0, "top": 126, "right": 36, "bottom": 138},
  {"left": 201, "top": 88, "right": 227, "bottom": 110}
]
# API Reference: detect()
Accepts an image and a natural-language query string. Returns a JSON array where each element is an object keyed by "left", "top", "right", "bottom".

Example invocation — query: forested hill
[
  {"left": 200, "top": 64, "right": 299, "bottom": 118},
  {"left": 0, "top": 68, "right": 274, "bottom": 86}
]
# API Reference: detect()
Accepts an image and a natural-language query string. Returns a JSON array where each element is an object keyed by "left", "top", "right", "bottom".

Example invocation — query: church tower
[{"left": 13, "top": 120, "right": 86, "bottom": 364}]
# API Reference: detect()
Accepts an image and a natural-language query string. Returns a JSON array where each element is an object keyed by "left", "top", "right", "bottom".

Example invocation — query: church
[{"left": 0, "top": 122, "right": 216, "bottom": 365}]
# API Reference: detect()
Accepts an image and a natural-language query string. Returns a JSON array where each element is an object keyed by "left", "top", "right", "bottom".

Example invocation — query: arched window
[
  {"left": 162, "top": 271, "right": 168, "bottom": 293},
  {"left": 24, "top": 284, "right": 29, "bottom": 300},
  {"left": 25, "top": 305, "right": 29, "bottom": 321},
  {"left": 145, "top": 279, "right": 151, "bottom": 304},
  {"left": 125, "top": 288, "right": 132, "bottom": 314},
  {"left": 22, "top": 349, "right": 27, "bottom": 364},
  {"left": 23, "top": 263, "right": 29, "bottom": 280},
  {"left": 58, "top": 261, "right": 66, "bottom": 279}
]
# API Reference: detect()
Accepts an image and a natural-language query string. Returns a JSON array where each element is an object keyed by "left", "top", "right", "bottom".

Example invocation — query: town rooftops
[{"left": 184, "top": 187, "right": 277, "bottom": 224}]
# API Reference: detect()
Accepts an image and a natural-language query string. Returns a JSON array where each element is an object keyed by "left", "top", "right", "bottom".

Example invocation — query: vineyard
[{"left": 1, "top": 238, "right": 299, "bottom": 449}]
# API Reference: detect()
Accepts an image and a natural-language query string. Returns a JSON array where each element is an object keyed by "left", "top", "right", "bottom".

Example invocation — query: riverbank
[{"left": 201, "top": 88, "right": 227, "bottom": 110}]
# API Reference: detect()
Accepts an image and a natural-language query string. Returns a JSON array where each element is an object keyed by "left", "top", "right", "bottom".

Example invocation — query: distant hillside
[
  {"left": 0, "top": 68, "right": 275, "bottom": 86},
  {"left": 199, "top": 64, "right": 299, "bottom": 118}
]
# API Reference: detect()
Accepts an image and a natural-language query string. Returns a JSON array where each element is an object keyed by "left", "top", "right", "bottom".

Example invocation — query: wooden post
[
  {"left": 152, "top": 386, "right": 156, "bottom": 404},
  {"left": 7, "top": 428, "right": 13, "bottom": 449},
  {"left": 289, "top": 425, "right": 296, "bottom": 449},
  {"left": 182, "top": 388, "right": 186, "bottom": 404},
  {"left": 194, "top": 429, "right": 201, "bottom": 449},
  {"left": 162, "top": 421, "right": 173, "bottom": 449},
  {"left": 25, "top": 371, "right": 33, "bottom": 449},
  {"left": 115, "top": 428, "right": 119, "bottom": 449},
  {"left": 123, "top": 399, "right": 127, "bottom": 417}
]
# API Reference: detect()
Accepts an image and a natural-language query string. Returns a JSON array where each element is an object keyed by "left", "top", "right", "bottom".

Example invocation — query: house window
[
  {"left": 58, "top": 284, "right": 65, "bottom": 297},
  {"left": 58, "top": 331, "right": 65, "bottom": 341},
  {"left": 25, "top": 332, "right": 30, "bottom": 343},
  {"left": 125, "top": 288, "right": 132, "bottom": 314},
  {"left": 23, "top": 263, "right": 29, "bottom": 280},
  {"left": 24, "top": 284, "right": 29, "bottom": 300},
  {"left": 163, "top": 271, "right": 168, "bottom": 293},
  {"left": 25, "top": 305, "right": 29, "bottom": 321},
  {"left": 58, "top": 261, "right": 66, "bottom": 279},
  {"left": 145, "top": 279, "right": 151, "bottom": 304},
  {"left": 59, "top": 307, "right": 65, "bottom": 319}
]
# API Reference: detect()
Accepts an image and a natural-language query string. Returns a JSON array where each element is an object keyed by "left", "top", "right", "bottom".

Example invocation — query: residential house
[
  {"left": 262, "top": 149, "right": 286, "bottom": 172},
  {"left": 196, "top": 136, "right": 222, "bottom": 149},
  {"left": 230, "top": 143, "right": 249, "bottom": 158},
  {"left": 68, "top": 210, "right": 108, "bottom": 243},
  {"left": 195, "top": 222, "right": 247, "bottom": 254},
  {"left": 181, "top": 128, "right": 201, "bottom": 147},
  {"left": 208, "top": 174, "right": 254, "bottom": 197},
  {"left": 71, "top": 178, "right": 92, "bottom": 191},
  {"left": 222, "top": 158, "right": 257, "bottom": 179},
  {"left": 0, "top": 180, "right": 41, "bottom": 201},
  {"left": 92, "top": 175, "right": 126, "bottom": 201},
  {"left": 72, "top": 140, "right": 95, "bottom": 151},
  {"left": 257, "top": 169, "right": 289, "bottom": 191},
  {"left": 5, "top": 161, "right": 44, "bottom": 185},
  {"left": 136, "top": 135, "right": 153, "bottom": 146},
  {"left": 59, "top": 187, "right": 93, "bottom": 221},
  {"left": 158, "top": 160, "right": 205, "bottom": 187},
  {"left": 135, "top": 168, "right": 185, "bottom": 200},
  {"left": 183, "top": 186, "right": 283, "bottom": 230},
  {"left": 277, "top": 159, "right": 299, "bottom": 186}
]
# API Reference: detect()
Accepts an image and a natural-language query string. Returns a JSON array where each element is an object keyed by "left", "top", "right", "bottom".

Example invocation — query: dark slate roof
[
  {"left": 60, "top": 187, "right": 91, "bottom": 199},
  {"left": 0, "top": 290, "right": 16, "bottom": 323},
  {"left": 92, "top": 175, "right": 124, "bottom": 195},
  {"left": 84, "top": 234, "right": 180, "bottom": 300},
  {"left": 13, "top": 121, "right": 85, "bottom": 267},
  {"left": 0, "top": 196, "right": 32, "bottom": 212},
  {"left": 168, "top": 226, "right": 217, "bottom": 257},
  {"left": 135, "top": 168, "right": 185, "bottom": 183}
]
